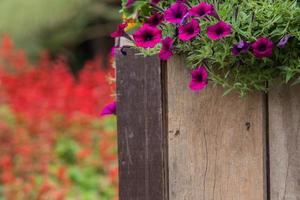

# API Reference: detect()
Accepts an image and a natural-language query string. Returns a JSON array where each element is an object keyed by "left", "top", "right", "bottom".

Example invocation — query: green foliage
[{"left": 123, "top": 0, "right": 300, "bottom": 95}]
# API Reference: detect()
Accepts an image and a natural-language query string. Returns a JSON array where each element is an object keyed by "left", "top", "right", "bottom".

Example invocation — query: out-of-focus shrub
[
  {"left": 0, "top": 0, "right": 120, "bottom": 55},
  {"left": 0, "top": 36, "right": 117, "bottom": 200}
]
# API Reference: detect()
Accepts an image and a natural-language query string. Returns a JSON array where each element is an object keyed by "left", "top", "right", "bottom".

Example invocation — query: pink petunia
[
  {"left": 189, "top": 66, "right": 208, "bottom": 91},
  {"left": 164, "top": 2, "right": 189, "bottom": 24},
  {"left": 110, "top": 46, "right": 120, "bottom": 57},
  {"left": 100, "top": 101, "right": 116, "bottom": 116},
  {"left": 207, "top": 21, "right": 232, "bottom": 40},
  {"left": 189, "top": 2, "right": 214, "bottom": 18},
  {"left": 111, "top": 22, "right": 128, "bottom": 38},
  {"left": 159, "top": 37, "right": 174, "bottom": 60},
  {"left": 133, "top": 25, "right": 162, "bottom": 48},
  {"left": 178, "top": 19, "right": 201, "bottom": 41},
  {"left": 146, "top": 13, "right": 164, "bottom": 27},
  {"left": 251, "top": 37, "right": 274, "bottom": 58}
]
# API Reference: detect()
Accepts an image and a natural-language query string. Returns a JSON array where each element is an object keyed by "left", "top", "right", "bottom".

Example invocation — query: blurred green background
[{"left": 0, "top": 0, "right": 121, "bottom": 71}]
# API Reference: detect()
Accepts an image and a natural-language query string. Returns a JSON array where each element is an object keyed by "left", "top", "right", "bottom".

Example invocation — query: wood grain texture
[
  {"left": 167, "top": 56, "right": 266, "bottom": 200},
  {"left": 116, "top": 49, "right": 168, "bottom": 200},
  {"left": 269, "top": 85, "right": 300, "bottom": 200}
]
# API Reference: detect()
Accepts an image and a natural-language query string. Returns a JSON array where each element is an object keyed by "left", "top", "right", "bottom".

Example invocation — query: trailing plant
[{"left": 113, "top": 0, "right": 300, "bottom": 96}]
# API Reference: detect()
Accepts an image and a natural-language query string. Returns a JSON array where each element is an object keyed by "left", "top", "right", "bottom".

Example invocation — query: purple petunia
[
  {"left": 165, "top": 2, "right": 189, "bottom": 24},
  {"left": 100, "top": 101, "right": 117, "bottom": 116},
  {"left": 111, "top": 22, "right": 128, "bottom": 38},
  {"left": 207, "top": 21, "right": 232, "bottom": 40},
  {"left": 146, "top": 13, "right": 164, "bottom": 27},
  {"left": 189, "top": 66, "right": 208, "bottom": 91},
  {"left": 277, "top": 35, "right": 291, "bottom": 48},
  {"left": 178, "top": 19, "right": 201, "bottom": 41},
  {"left": 251, "top": 37, "right": 274, "bottom": 58},
  {"left": 133, "top": 24, "right": 162, "bottom": 48},
  {"left": 126, "top": 0, "right": 135, "bottom": 8},
  {"left": 231, "top": 40, "right": 250, "bottom": 56},
  {"left": 159, "top": 37, "right": 174, "bottom": 60},
  {"left": 189, "top": 2, "right": 214, "bottom": 18}
]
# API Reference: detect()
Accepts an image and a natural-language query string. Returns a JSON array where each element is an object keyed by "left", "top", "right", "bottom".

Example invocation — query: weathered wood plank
[
  {"left": 269, "top": 85, "right": 300, "bottom": 200},
  {"left": 116, "top": 48, "right": 168, "bottom": 200},
  {"left": 167, "top": 56, "right": 266, "bottom": 200}
]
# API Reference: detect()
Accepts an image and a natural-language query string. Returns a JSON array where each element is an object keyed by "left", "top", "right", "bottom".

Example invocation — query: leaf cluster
[{"left": 122, "top": 0, "right": 300, "bottom": 95}]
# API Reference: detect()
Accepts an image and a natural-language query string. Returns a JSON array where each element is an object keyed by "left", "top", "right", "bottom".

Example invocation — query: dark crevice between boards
[
  {"left": 161, "top": 60, "right": 169, "bottom": 200},
  {"left": 265, "top": 90, "right": 271, "bottom": 200}
]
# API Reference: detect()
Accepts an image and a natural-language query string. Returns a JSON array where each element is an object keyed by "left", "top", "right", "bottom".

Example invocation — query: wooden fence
[{"left": 116, "top": 48, "right": 300, "bottom": 200}]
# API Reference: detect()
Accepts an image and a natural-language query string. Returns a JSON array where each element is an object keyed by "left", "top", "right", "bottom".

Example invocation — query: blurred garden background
[{"left": 0, "top": 0, "right": 120, "bottom": 199}]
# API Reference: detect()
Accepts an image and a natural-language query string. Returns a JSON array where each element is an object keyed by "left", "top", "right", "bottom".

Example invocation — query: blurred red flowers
[{"left": 0, "top": 35, "right": 118, "bottom": 200}]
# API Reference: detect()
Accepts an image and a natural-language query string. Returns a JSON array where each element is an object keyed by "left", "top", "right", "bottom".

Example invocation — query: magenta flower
[
  {"left": 110, "top": 46, "right": 120, "bottom": 57},
  {"left": 178, "top": 19, "right": 201, "bottom": 41},
  {"left": 208, "top": 5, "right": 221, "bottom": 21},
  {"left": 146, "top": 13, "right": 164, "bottom": 27},
  {"left": 189, "top": 66, "right": 208, "bottom": 91},
  {"left": 207, "top": 21, "right": 232, "bottom": 40},
  {"left": 159, "top": 37, "right": 174, "bottom": 60},
  {"left": 100, "top": 102, "right": 116, "bottom": 116},
  {"left": 111, "top": 22, "right": 128, "bottom": 38},
  {"left": 126, "top": 0, "right": 135, "bottom": 8},
  {"left": 133, "top": 24, "right": 162, "bottom": 48},
  {"left": 165, "top": 3, "right": 189, "bottom": 24},
  {"left": 277, "top": 35, "right": 291, "bottom": 48},
  {"left": 189, "top": 2, "right": 214, "bottom": 18},
  {"left": 251, "top": 37, "right": 274, "bottom": 58},
  {"left": 231, "top": 40, "right": 250, "bottom": 56}
]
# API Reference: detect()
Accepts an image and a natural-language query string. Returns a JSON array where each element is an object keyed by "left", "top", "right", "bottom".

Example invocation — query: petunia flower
[
  {"left": 231, "top": 40, "right": 250, "bottom": 56},
  {"left": 178, "top": 19, "right": 201, "bottom": 41},
  {"left": 146, "top": 13, "right": 164, "bottom": 27},
  {"left": 133, "top": 24, "right": 162, "bottom": 48},
  {"left": 206, "top": 21, "right": 232, "bottom": 40},
  {"left": 251, "top": 37, "right": 274, "bottom": 58},
  {"left": 110, "top": 46, "right": 120, "bottom": 57},
  {"left": 126, "top": 0, "right": 135, "bottom": 8},
  {"left": 111, "top": 22, "right": 128, "bottom": 38},
  {"left": 189, "top": 66, "right": 208, "bottom": 91},
  {"left": 159, "top": 37, "right": 174, "bottom": 60},
  {"left": 208, "top": 5, "right": 221, "bottom": 21},
  {"left": 165, "top": 2, "right": 189, "bottom": 24},
  {"left": 100, "top": 102, "right": 116, "bottom": 116},
  {"left": 277, "top": 34, "right": 291, "bottom": 48},
  {"left": 189, "top": 2, "right": 214, "bottom": 18}
]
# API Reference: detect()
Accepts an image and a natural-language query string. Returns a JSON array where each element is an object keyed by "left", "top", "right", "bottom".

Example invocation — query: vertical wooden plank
[
  {"left": 116, "top": 49, "right": 168, "bottom": 200},
  {"left": 167, "top": 56, "right": 266, "bottom": 200},
  {"left": 269, "top": 85, "right": 300, "bottom": 200}
]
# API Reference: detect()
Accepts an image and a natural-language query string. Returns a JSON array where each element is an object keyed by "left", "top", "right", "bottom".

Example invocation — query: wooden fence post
[
  {"left": 269, "top": 85, "right": 300, "bottom": 200},
  {"left": 166, "top": 56, "right": 267, "bottom": 200},
  {"left": 116, "top": 51, "right": 300, "bottom": 200},
  {"left": 116, "top": 48, "right": 168, "bottom": 200}
]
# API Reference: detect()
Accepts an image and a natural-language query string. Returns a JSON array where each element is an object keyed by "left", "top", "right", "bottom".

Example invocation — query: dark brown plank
[
  {"left": 167, "top": 56, "right": 267, "bottom": 200},
  {"left": 269, "top": 85, "right": 300, "bottom": 200},
  {"left": 116, "top": 48, "right": 168, "bottom": 200}
]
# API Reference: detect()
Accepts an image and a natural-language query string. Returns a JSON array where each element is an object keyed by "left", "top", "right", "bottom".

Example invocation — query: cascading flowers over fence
[{"left": 113, "top": 0, "right": 300, "bottom": 96}]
